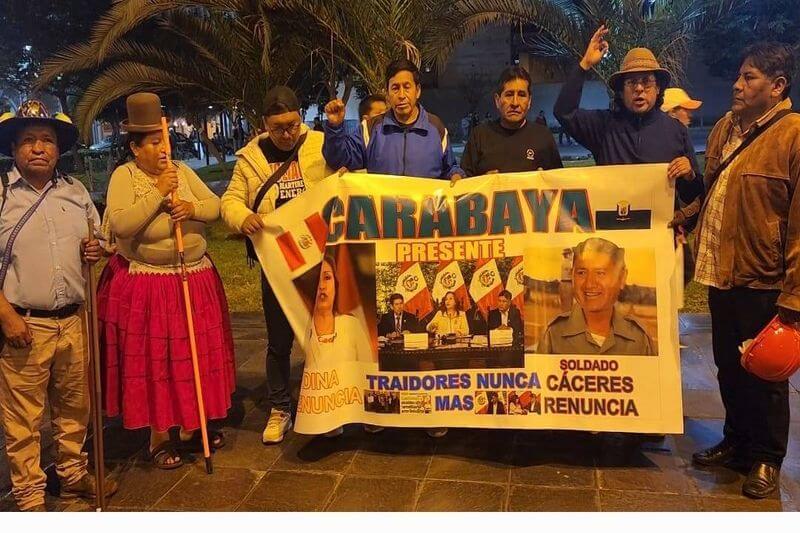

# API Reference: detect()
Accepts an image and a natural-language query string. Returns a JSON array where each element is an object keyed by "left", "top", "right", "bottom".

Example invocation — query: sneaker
[
  {"left": 426, "top": 427, "right": 448, "bottom": 438},
  {"left": 323, "top": 426, "right": 344, "bottom": 438},
  {"left": 60, "top": 473, "right": 119, "bottom": 500},
  {"left": 363, "top": 424, "right": 385, "bottom": 434},
  {"left": 262, "top": 409, "right": 292, "bottom": 444}
]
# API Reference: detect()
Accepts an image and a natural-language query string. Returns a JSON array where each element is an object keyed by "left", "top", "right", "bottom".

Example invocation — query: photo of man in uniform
[{"left": 538, "top": 237, "right": 655, "bottom": 355}]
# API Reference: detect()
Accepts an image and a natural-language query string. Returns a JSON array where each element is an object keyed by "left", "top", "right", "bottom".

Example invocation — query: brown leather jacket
[{"left": 695, "top": 99, "right": 800, "bottom": 310}]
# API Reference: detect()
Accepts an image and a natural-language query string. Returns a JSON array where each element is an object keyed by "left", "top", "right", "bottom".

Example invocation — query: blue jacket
[{"left": 322, "top": 105, "right": 462, "bottom": 179}]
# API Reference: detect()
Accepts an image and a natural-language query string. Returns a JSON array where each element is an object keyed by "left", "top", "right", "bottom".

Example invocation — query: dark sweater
[
  {"left": 554, "top": 65, "right": 703, "bottom": 206},
  {"left": 461, "top": 119, "right": 563, "bottom": 176}
]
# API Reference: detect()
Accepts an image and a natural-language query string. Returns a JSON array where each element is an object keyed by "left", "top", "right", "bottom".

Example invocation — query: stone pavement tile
[
  {"left": 597, "top": 447, "right": 697, "bottom": 495},
  {"left": 232, "top": 339, "right": 266, "bottom": 368},
  {"left": 416, "top": 480, "right": 506, "bottom": 512},
  {"left": 152, "top": 465, "right": 263, "bottom": 511},
  {"left": 270, "top": 429, "right": 359, "bottom": 473},
  {"left": 599, "top": 489, "right": 700, "bottom": 511},
  {"left": 510, "top": 443, "right": 596, "bottom": 488},
  {"left": 350, "top": 428, "right": 435, "bottom": 479},
  {"left": 230, "top": 313, "right": 266, "bottom": 328},
  {"left": 208, "top": 426, "right": 283, "bottom": 470},
  {"left": 95, "top": 425, "right": 148, "bottom": 463},
  {"left": 789, "top": 372, "right": 800, "bottom": 392},
  {"left": 671, "top": 418, "right": 726, "bottom": 465},
  {"left": 790, "top": 400, "right": 800, "bottom": 426},
  {"left": 780, "top": 462, "right": 800, "bottom": 506},
  {"left": 508, "top": 485, "right": 598, "bottom": 511},
  {"left": 680, "top": 314, "right": 712, "bottom": 330},
  {"left": 682, "top": 389, "right": 725, "bottom": 419},
  {"left": 688, "top": 466, "right": 752, "bottom": 498},
  {"left": 238, "top": 470, "right": 338, "bottom": 511},
  {"left": 0, "top": 493, "right": 75, "bottom": 512},
  {"left": 427, "top": 429, "right": 513, "bottom": 483},
  {"left": 105, "top": 459, "right": 190, "bottom": 510},
  {"left": 232, "top": 326, "right": 267, "bottom": 341},
  {"left": 785, "top": 424, "right": 800, "bottom": 466},
  {"left": 680, "top": 361, "right": 718, "bottom": 391},
  {"left": 326, "top": 475, "right": 417, "bottom": 511},
  {"left": 697, "top": 495, "right": 784, "bottom": 512}
]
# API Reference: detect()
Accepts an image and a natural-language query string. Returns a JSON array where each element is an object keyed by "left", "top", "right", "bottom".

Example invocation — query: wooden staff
[
  {"left": 161, "top": 118, "right": 213, "bottom": 474},
  {"left": 83, "top": 216, "right": 106, "bottom": 511}
]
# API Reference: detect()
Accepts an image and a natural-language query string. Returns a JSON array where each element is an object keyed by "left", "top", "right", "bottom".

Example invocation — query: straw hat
[
  {"left": 609, "top": 48, "right": 671, "bottom": 90},
  {"left": 661, "top": 88, "right": 703, "bottom": 113},
  {"left": 0, "top": 100, "right": 79, "bottom": 156},
  {"left": 121, "top": 92, "right": 164, "bottom": 133}
]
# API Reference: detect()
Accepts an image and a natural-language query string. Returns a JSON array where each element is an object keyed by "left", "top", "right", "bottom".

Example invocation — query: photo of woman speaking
[
  {"left": 426, "top": 291, "right": 470, "bottom": 336},
  {"left": 305, "top": 254, "right": 372, "bottom": 370}
]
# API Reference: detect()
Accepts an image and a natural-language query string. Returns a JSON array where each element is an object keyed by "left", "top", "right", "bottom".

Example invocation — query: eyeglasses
[
  {"left": 623, "top": 76, "right": 658, "bottom": 89},
  {"left": 267, "top": 122, "right": 301, "bottom": 136}
]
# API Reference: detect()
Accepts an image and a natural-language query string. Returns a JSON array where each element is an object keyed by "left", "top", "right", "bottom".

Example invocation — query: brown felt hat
[
  {"left": 609, "top": 48, "right": 671, "bottom": 90},
  {"left": 121, "top": 92, "right": 164, "bottom": 133}
]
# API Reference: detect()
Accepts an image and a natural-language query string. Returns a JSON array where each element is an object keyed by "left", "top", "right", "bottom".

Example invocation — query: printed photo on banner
[
  {"left": 374, "top": 257, "right": 525, "bottom": 371},
  {"left": 474, "top": 390, "right": 508, "bottom": 414},
  {"left": 290, "top": 243, "right": 378, "bottom": 370},
  {"left": 507, "top": 390, "right": 542, "bottom": 415},
  {"left": 364, "top": 390, "right": 401, "bottom": 414},
  {"left": 523, "top": 237, "right": 658, "bottom": 356}
]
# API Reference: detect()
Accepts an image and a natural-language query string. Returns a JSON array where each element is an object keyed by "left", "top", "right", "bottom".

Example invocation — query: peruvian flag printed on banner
[
  {"left": 275, "top": 212, "right": 328, "bottom": 278},
  {"left": 432, "top": 261, "right": 469, "bottom": 311},
  {"left": 394, "top": 262, "right": 434, "bottom": 320},
  {"left": 469, "top": 258, "right": 503, "bottom": 319},
  {"left": 505, "top": 256, "right": 525, "bottom": 310}
]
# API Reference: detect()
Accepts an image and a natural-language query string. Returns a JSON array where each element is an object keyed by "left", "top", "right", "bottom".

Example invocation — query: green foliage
[
  {"left": 698, "top": 0, "right": 800, "bottom": 79},
  {"left": 427, "top": 0, "right": 746, "bottom": 88}
]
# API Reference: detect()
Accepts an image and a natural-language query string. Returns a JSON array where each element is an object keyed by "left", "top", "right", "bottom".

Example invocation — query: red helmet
[{"left": 740, "top": 316, "right": 800, "bottom": 382}]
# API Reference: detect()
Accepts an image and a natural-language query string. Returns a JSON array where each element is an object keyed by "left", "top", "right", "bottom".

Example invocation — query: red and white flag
[
  {"left": 275, "top": 212, "right": 328, "bottom": 277},
  {"left": 506, "top": 256, "right": 525, "bottom": 310},
  {"left": 469, "top": 258, "right": 502, "bottom": 319},
  {"left": 432, "top": 261, "right": 469, "bottom": 310},
  {"left": 394, "top": 262, "right": 433, "bottom": 319}
]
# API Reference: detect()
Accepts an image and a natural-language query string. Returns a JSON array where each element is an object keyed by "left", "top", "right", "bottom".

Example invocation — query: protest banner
[{"left": 252, "top": 164, "right": 683, "bottom": 434}]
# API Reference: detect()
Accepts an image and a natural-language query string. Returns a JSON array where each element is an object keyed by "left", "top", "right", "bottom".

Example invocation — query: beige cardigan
[{"left": 106, "top": 161, "right": 220, "bottom": 265}]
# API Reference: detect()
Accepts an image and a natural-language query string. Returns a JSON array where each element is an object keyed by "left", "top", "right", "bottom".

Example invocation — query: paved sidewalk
[{"left": 1, "top": 313, "right": 798, "bottom": 512}]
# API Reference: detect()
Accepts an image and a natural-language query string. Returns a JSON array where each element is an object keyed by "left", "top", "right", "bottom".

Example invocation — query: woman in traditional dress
[{"left": 98, "top": 93, "right": 236, "bottom": 469}]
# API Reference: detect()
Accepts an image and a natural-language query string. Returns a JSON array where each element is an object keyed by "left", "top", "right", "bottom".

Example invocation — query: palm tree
[
  {"left": 36, "top": 0, "right": 464, "bottom": 140},
  {"left": 426, "top": 0, "right": 747, "bottom": 89},
  {"left": 36, "top": 2, "right": 328, "bottom": 140},
  {"left": 266, "top": 0, "right": 455, "bottom": 94}
]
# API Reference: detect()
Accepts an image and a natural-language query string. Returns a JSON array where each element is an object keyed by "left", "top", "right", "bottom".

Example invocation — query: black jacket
[
  {"left": 378, "top": 311, "right": 421, "bottom": 337},
  {"left": 488, "top": 306, "right": 524, "bottom": 344}
]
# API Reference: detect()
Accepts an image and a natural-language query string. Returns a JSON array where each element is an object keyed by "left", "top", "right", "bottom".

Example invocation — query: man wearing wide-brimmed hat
[
  {"left": 554, "top": 26, "right": 703, "bottom": 213},
  {"left": 0, "top": 100, "right": 117, "bottom": 511}
]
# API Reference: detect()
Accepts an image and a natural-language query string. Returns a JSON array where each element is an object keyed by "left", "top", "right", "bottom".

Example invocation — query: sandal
[
  {"left": 178, "top": 428, "right": 226, "bottom": 452},
  {"left": 148, "top": 440, "right": 184, "bottom": 470}
]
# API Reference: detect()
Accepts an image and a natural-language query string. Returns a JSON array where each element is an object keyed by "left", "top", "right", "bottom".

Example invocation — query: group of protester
[{"left": 1, "top": 24, "right": 798, "bottom": 511}]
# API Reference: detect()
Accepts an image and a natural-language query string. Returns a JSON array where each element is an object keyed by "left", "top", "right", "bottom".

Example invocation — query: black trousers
[
  {"left": 708, "top": 286, "right": 789, "bottom": 465},
  {"left": 261, "top": 273, "right": 295, "bottom": 412}
]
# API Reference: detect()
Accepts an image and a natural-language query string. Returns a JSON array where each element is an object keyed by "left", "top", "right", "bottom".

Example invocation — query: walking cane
[
  {"left": 83, "top": 215, "right": 106, "bottom": 511},
  {"left": 161, "top": 118, "right": 213, "bottom": 474}
]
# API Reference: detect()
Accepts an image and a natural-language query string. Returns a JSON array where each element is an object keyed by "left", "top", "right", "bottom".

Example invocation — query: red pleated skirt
[{"left": 98, "top": 254, "right": 236, "bottom": 432}]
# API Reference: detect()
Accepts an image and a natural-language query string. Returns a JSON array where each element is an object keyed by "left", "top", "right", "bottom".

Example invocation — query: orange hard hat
[{"left": 740, "top": 315, "right": 800, "bottom": 382}]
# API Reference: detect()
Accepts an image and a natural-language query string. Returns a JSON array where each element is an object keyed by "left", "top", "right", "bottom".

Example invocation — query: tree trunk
[{"left": 56, "top": 90, "right": 85, "bottom": 175}]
